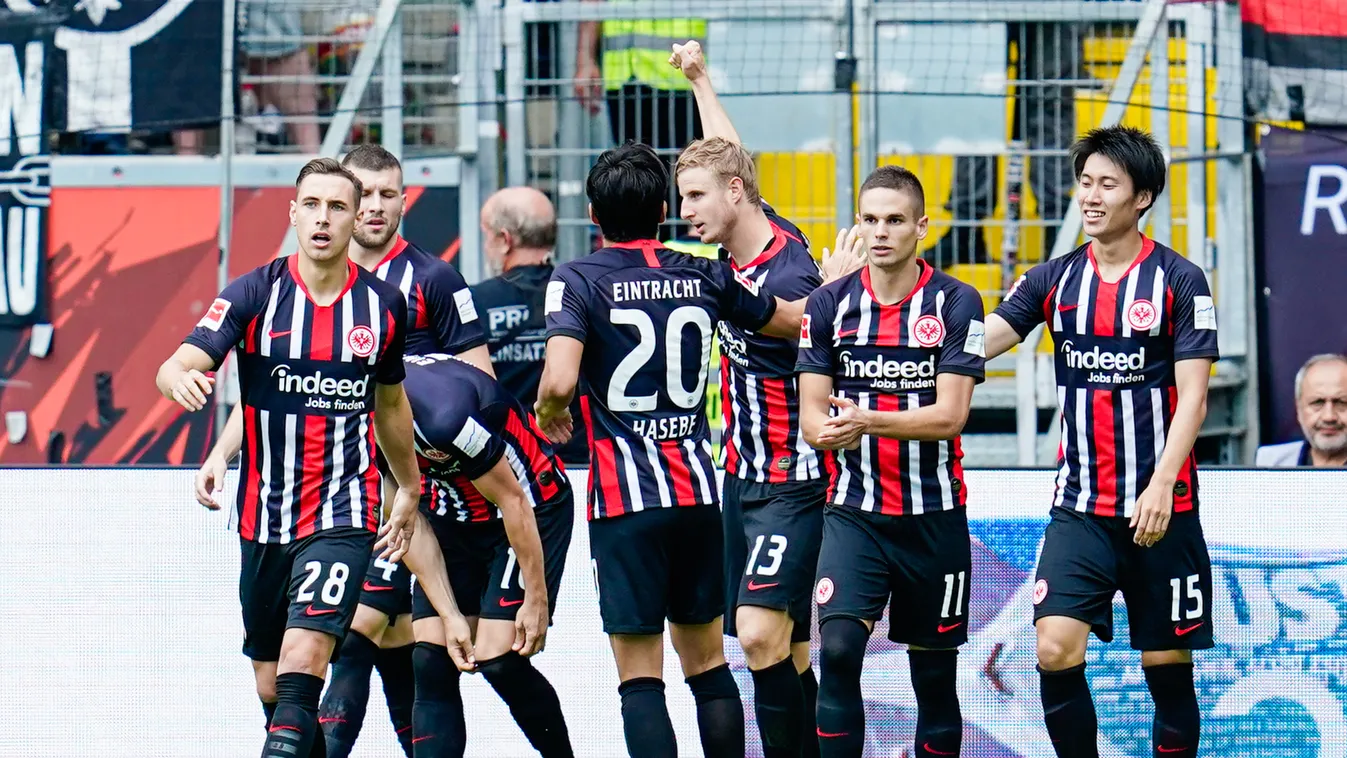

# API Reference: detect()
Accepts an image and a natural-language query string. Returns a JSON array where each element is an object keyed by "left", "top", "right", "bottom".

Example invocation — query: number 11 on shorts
[{"left": 941, "top": 571, "right": 966, "bottom": 618}]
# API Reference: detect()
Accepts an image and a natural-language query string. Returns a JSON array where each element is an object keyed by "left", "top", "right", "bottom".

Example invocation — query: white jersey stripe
[
  {"left": 279, "top": 413, "right": 298, "bottom": 543},
  {"left": 1074, "top": 263, "right": 1094, "bottom": 335},
  {"left": 504, "top": 445, "right": 538, "bottom": 508},
  {"left": 906, "top": 287, "right": 925, "bottom": 346},
  {"left": 288, "top": 290, "right": 307, "bottom": 360},
  {"left": 692, "top": 439, "right": 715, "bottom": 503},
  {"left": 907, "top": 392, "right": 925, "bottom": 515},
  {"left": 832, "top": 391, "right": 852, "bottom": 505},
  {"left": 642, "top": 438, "right": 674, "bottom": 509},
  {"left": 257, "top": 409, "right": 274, "bottom": 543},
  {"left": 322, "top": 417, "right": 344, "bottom": 531},
  {"left": 1052, "top": 387, "right": 1068, "bottom": 509},
  {"left": 858, "top": 391, "right": 876, "bottom": 511},
  {"left": 1120, "top": 388, "right": 1137, "bottom": 519},
  {"left": 260, "top": 278, "right": 283, "bottom": 358},
  {"left": 1121, "top": 266, "right": 1141, "bottom": 338},
  {"left": 833, "top": 293, "right": 851, "bottom": 347},
  {"left": 744, "top": 375, "right": 768, "bottom": 483},
  {"left": 398, "top": 261, "right": 415, "bottom": 299},
  {"left": 366, "top": 288, "right": 382, "bottom": 366},
  {"left": 614, "top": 437, "right": 644, "bottom": 513},
  {"left": 1149, "top": 266, "right": 1166, "bottom": 336},
  {"left": 1051, "top": 263, "right": 1074, "bottom": 333},
  {"left": 856, "top": 291, "right": 873, "bottom": 346},
  {"left": 1150, "top": 388, "right": 1166, "bottom": 488},
  {"left": 1073, "top": 387, "right": 1091, "bottom": 512},
  {"left": 339, "top": 290, "right": 356, "bottom": 362}
]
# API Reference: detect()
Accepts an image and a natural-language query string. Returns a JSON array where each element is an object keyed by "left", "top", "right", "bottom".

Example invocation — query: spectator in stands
[
  {"left": 928, "top": 23, "right": 1082, "bottom": 267},
  {"left": 1256, "top": 353, "right": 1347, "bottom": 467}
]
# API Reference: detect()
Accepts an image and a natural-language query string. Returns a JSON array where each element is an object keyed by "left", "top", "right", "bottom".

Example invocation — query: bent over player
[
  {"left": 982, "top": 126, "right": 1217, "bottom": 758},
  {"left": 798, "top": 166, "right": 986, "bottom": 758},
  {"left": 399, "top": 352, "right": 574, "bottom": 758},
  {"left": 156, "top": 158, "right": 425, "bottom": 758},
  {"left": 535, "top": 142, "right": 806, "bottom": 758}
]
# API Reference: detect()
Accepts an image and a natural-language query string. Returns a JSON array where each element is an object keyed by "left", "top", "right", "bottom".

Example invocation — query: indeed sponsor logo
[
  {"left": 717, "top": 322, "right": 748, "bottom": 367},
  {"left": 271, "top": 364, "right": 370, "bottom": 410},
  {"left": 1060, "top": 340, "right": 1147, "bottom": 385},
  {"left": 839, "top": 351, "right": 935, "bottom": 391}
]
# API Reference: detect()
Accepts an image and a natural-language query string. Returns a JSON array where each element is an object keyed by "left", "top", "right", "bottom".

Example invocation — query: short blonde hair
[{"left": 676, "top": 137, "right": 761, "bottom": 205}]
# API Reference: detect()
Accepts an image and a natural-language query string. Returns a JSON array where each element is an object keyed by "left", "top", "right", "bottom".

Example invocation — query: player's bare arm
[
  {"left": 799, "top": 371, "right": 855, "bottom": 451},
  {"left": 535, "top": 336, "right": 582, "bottom": 444},
  {"left": 984, "top": 313, "right": 1026, "bottom": 360},
  {"left": 401, "top": 508, "right": 477, "bottom": 671},
  {"left": 471, "top": 458, "right": 551, "bottom": 657},
  {"left": 822, "top": 374, "right": 976, "bottom": 448},
  {"left": 670, "top": 40, "right": 742, "bottom": 145},
  {"left": 1131, "top": 357, "right": 1212, "bottom": 548},
  {"left": 156, "top": 343, "right": 217, "bottom": 412},
  {"left": 456, "top": 343, "right": 497, "bottom": 378},
  {"left": 372, "top": 381, "right": 423, "bottom": 561},
  {"left": 195, "top": 403, "right": 244, "bottom": 510}
]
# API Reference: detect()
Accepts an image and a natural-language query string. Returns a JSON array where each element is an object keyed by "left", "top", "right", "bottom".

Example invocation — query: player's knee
[
  {"left": 819, "top": 618, "right": 868, "bottom": 681},
  {"left": 411, "top": 642, "right": 462, "bottom": 702},
  {"left": 670, "top": 625, "right": 728, "bottom": 678},
  {"left": 735, "top": 608, "right": 791, "bottom": 667},
  {"left": 1035, "top": 631, "right": 1085, "bottom": 671},
  {"left": 255, "top": 680, "right": 278, "bottom": 704},
  {"left": 277, "top": 629, "right": 336, "bottom": 676}
]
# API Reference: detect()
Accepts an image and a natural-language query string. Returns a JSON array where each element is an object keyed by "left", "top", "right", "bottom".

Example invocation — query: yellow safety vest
[
  {"left": 602, "top": 10, "right": 707, "bottom": 92},
  {"left": 663, "top": 239, "right": 719, "bottom": 259}
]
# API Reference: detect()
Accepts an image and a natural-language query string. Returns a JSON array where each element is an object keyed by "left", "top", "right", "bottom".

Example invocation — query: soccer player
[
  {"left": 535, "top": 142, "right": 805, "bottom": 758},
  {"left": 797, "top": 165, "right": 987, "bottom": 758},
  {"left": 982, "top": 126, "right": 1217, "bottom": 758},
  {"left": 197, "top": 143, "right": 493, "bottom": 758},
  {"left": 156, "top": 158, "right": 430, "bottom": 758},
  {"left": 669, "top": 39, "right": 861, "bottom": 758},
  {"left": 398, "top": 351, "right": 575, "bottom": 758}
]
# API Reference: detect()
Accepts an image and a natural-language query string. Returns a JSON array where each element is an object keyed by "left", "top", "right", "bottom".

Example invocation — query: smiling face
[
  {"left": 1077, "top": 152, "right": 1152, "bottom": 242},
  {"left": 858, "top": 186, "right": 928, "bottom": 271},
  {"left": 290, "top": 173, "right": 358, "bottom": 263},
  {"left": 350, "top": 165, "right": 404, "bottom": 251}
]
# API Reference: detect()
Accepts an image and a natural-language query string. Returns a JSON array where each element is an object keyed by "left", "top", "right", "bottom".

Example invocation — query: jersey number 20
[{"left": 608, "top": 306, "right": 712, "bottom": 411}]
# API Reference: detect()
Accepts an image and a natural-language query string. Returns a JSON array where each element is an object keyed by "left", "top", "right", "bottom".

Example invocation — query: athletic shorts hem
[
  {"left": 734, "top": 597, "right": 793, "bottom": 613},
  {"left": 358, "top": 595, "right": 412, "bottom": 620},
  {"left": 1131, "top": 635, "right": 1216, "bottom": 653},
  {"left": 601, "top": 623, "right": 667, "bottom": 636},
  {"left": 286, "top": 618, "right": 349, "bottom": 640},
  {"left": 666, "top": 611, "right": 724, "bottom": 628},
  {"left": 1032, "top": 607, "right": 1114, "bottom": 644}
]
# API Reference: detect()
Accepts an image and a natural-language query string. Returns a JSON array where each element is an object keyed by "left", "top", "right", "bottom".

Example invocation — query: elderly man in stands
[{"left": 1257, "top": 353, "right": 1347, "bottom": 468}]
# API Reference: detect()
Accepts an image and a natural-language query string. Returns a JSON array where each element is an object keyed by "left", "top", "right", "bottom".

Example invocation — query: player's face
[
  {"left": 1298, "top": 361, "right": 1347, "bottom": 455},
  {"left": 1077, "top": 153, "right": 1151, "bottom": 241},
  {"left": 858, "top": 187, "right": 927, "bottom": 271},
  {"left": 351, "top": 166, "right": 405, "bottom": 250},
  {"left": 678, "top": 166, "right": 738, "bottom": 244},
  {"left": 290, "top": 174, "right": 358, "bottom": 263}
]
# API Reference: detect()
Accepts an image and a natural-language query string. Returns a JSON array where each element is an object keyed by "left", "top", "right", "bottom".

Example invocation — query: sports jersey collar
[
  {"left": 373, "top": 235, "right": 411, "bottom": 269},
  {"left": 860, "top": 258, "right": 934, "bottom": 307},
  {"left": 608, "top": 239, "right": 663, "bottom": 267},
  {"left": 723, "top": 221, "right": 789, "bottom": 271},
  {"left": 1086, "top": 234, "right": 1155, "bottom": 284},
  {"left": 287, "top": 254, "right": 359, "bottom": 308}
]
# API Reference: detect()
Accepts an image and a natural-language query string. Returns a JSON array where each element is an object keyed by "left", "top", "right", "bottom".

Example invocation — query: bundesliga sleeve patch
[
  {"left": 545, "top": 281, "right": 565, "bottom": 314},
  {"left": 453, "top": 289, "right": 479, "bottom": 323},
  {"left": 799, "top": 313, "right": 813, "bottom": 348},
  {"left": 1192, "top": 295, "right": 1216, "bottom": 330},
  {"left": 197, "top": 298, "right": 231, "bottom": 331},
  {"left": 963, "top": 319, "right": 986, "bottom": 357},
  {"left": 452, "top": 416, "right": 492, "bottom": 458}
]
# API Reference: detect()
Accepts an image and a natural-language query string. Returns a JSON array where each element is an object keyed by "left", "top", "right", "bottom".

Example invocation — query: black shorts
[
  {"left": 722, "top": 477, "right": 826, "bottom": 644},
  {"left": 412, "top": 496, "right": 574, "bottom": 623},
  {"left": 1032, "top": 506, "right": 1215, "bottom": 651},
  {"left": 815, "top": 506, "right": 972, "bottom": 648},
  {"left": 358, "top": 552, "right": 414, "bottom": 620},
  {"left": 238, "top": 527, "right": 376, "bottom": 662},
  {"left": 589, "top": 504, "right": 724, "bottom": 635}
]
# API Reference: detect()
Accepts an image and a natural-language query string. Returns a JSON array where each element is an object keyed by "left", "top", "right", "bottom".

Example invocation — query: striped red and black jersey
[
  {"left": 545, "top": 239, "right": 778, "bottom": 520},
  {"left": 797, "top": 261, "right": 986, "bottom": 516},
  {"left": 718, "top": 203, "right": 825, "bottom": 483},
  {"left": 402, "top": 353, "right": 567, "bottom": 523},
  {"left": 994, "top": 236, "right": 1220, "bottom": 519},
  {"left": 371, "top": 236, "right": 486, "bottom": 356},
  {"left": 184, "top": 256, "right": 408, "bottom": 543}
]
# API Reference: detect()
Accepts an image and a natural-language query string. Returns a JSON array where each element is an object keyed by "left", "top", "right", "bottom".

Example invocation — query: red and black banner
[{"left": 1243, "top": 0, "right": 1347, "bottom": 125}]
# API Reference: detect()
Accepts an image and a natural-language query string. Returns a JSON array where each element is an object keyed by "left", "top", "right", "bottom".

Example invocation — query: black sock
[
  {"left": 262, "top": 672, "right": 325, "bottom": 758},
  {"left": 1145, "top": 663, "right": 1199, "bottom": 758},
  {"left": 317, "top": 632, "right": 379, "bottom": 758},
  {"left": 262, "top": 700, "right": 278, "bottom": 730},
  {"left": 618, "top": 677, "right": 677, "bottom": 758},
  {"left": 376, "top": 644, "right": 417, "bottom": 757},
  {"left": 686, "top": 663, "right": 745, "bottom": 758},
  {"left": 909, "top": 650, "right": 962, "bottom": 758},
  {"left": 411, "top": 643, "right": 467, "bottom": 758},
  {"left": 751, "top": 657, "right": 806, "bottom": 757},
  {"left": 1039, "top": 663, "right": 1099, "bottom": 758},
  {"left": 799, "top": 667, "right": 820, "bottom": 758},
  {"left": 478, "top": 651, "right": 574, "bottom": 758},
  {"left": 816, "top": 619, "right": 868, "bottom": 758}
]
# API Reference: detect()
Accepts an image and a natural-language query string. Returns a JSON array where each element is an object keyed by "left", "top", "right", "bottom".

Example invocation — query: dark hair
[
  {"left": 586, "top": 142, "right": 668, "bottom": 242},
  {"left": 859, "top": 165, "right": 925, "bottom": 216},
  {"left": 342, "top": 143, "right": 402, "bottom": 175},
  {"left": 295, "top": 157, "right": 362, "bottom": 205},
  {"left": 1070, "top": 126, "right": 1166, "bottom": 214}
]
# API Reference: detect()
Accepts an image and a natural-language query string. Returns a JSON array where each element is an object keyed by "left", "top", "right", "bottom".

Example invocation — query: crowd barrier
[{"left": 1, "top": 467, "right": 1342, "bottom": 757}]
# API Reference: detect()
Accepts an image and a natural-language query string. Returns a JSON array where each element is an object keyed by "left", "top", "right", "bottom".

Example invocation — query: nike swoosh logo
[
  {"left": 817, "top": 729, "right": 850, "bottom": 738},
  {"left": 1157, "top": 747, "right": 1187, "bottom": 754},
  {"left": 318, "top": 717, "right": 345, "bottom": 724},
  {"left": 304, "top": 606, "right": 338, "bottom": 617},
  {"left": 268, "top": 329, "right": 292, "bottom": 339},
  {"left": 924, "top": 743, "right": 958, "bottom": 756},
  {"left": 362, "top": 581, "right": 393, "bottom": 592},
  {"left": 1175, "top": 622, "right": 1204, "bottom": 636},
  {"left": 1057, "top": 304, "right": 1078, "bottom": 312},
  {"left": 838, "top": 329, "right": 857, "bottom": 338},
  {"left": 937, "top": 622, "right": 963, "bottom": 633},
  {"left": 499, "top": 598, "right": 525, "bottom": 607},
  {"left": 746, "top": 581, "right": 779, "bottom": 591}
]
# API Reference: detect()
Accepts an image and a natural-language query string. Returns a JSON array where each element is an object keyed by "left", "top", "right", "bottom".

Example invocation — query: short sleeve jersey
[
  {"left": 545, "top": 239, "right": 777, "bottom": 520},
  {"left": 184, "top": 256, "right": 408, "bottom": 543},
  {"left": 993, "top": 237, "right": 1220, "bottom": 518},
  {"left": 797, "top": 261, "right": 986, "bottom": 516},
  {"left": 371, "top": 236, "right": 486, "bottom": 356}
]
